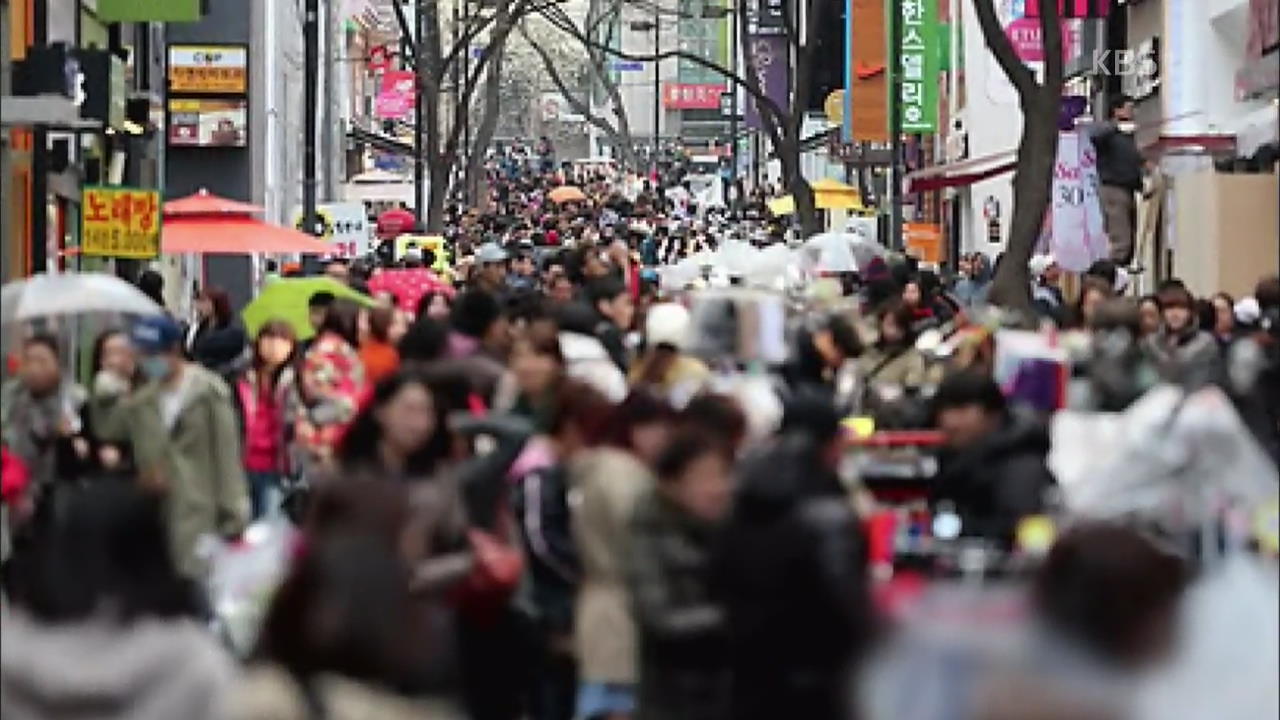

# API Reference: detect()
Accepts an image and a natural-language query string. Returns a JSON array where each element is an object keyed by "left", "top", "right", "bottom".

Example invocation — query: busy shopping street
[{"left": 1, "top": 0, "right": 1278, "bottom": 718}]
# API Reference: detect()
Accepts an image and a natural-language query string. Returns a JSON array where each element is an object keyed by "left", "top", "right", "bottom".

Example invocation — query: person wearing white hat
[
  {"left": 629, "top": 303, "right": 711, "bottom": 407},
  {"left": 1029, "top": 254, "right": 1065, "bottom": 323}
]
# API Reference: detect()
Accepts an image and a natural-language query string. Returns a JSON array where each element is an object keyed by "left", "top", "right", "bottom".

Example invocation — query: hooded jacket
[
  {"left": 0, "top": 609, "right": 235, "bottom": 720},
  {"left": 930, "top": 410, "right": 1057, "bottom": 546}
]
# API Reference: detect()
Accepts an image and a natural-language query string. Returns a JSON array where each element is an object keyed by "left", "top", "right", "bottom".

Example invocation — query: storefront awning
[
  {"left": 348, "top": 126, "right": 415, "bottom": 156},
  {"left": 904, "top": 150, "right": 1018, "bottom": 194}
]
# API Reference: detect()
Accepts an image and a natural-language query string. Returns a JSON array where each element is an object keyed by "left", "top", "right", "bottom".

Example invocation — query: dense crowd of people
[{"left": 0, "top": 155, "right": 1276, "bottom": 720}]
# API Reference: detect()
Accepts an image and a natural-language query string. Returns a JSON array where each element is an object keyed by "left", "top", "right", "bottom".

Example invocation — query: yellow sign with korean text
[
  {"left": 168, "top": 45, "right": 249, "bottom": 95},
  {"left": 81, "top": 187, "right": 162, "bottom": 259}
]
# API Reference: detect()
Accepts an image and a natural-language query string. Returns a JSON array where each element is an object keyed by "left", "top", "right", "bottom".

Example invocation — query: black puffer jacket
[
  {"left": 712, "top": 434, "right": 872, "bottom": 720},
  {"left": 930, "top": 410, "right": 1057, "bottom": 547}
]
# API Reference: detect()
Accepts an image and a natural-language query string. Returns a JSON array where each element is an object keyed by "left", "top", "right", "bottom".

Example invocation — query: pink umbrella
[{"left": 367, "top": 268, "right": 455, "bottom": 313}]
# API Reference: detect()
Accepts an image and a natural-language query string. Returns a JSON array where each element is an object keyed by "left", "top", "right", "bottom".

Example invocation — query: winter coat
[
  {"left": 930, "top": 409, "right": 1057, "bottom": 547},
  {"left": 0, "top": 608, "right": 235, "bottom": 720},
  {"left": 1090, "top": 121, "right": 1144, "bottom": 191},
  {"left": 297, "top": 332, "right": 369, "bottom": 464},
  {"left": 233, "top": 365, "right": 302, "bottom": 477},
  {"left": 1, "top": 379, "right": 86, "bottom": 488},
  {"left": 231, "top": 663, "right": 450, "bottom": 720},
  {"left": 628, "top": 489, "right": 730, "bottom": 720},
  {"left": 127, "top": 364, "right": 250, "bottom": 579},
  {"left": 1143, "top": 326, "right": 1223, "bottom": 388},
  {"left": 560, "top": 331, "right": 628, "bottom": 403},
  {"left": 570, "top": 446, "right": 654, "bottom": 684},
  {"left": 712, "top": 434, "right": 872, "bottom": 720},
  {"left": 857, "top": 344, "right": 929, "bottom": 395},
  {"left": 82, "top": 372, "right": 140, "bottom": 479},
  {"left": 514, "top": 461, "right": 579, "bottom": 635}
]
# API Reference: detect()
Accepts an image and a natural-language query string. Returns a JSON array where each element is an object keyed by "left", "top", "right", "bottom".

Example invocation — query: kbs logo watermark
[{"left": 1090, "top": 49, "right": 1158, "bottom": 78}]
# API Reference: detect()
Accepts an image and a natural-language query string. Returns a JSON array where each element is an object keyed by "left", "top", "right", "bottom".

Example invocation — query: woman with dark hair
[
  {"left": 1210, "top": 292, "right": 1236, "bottom": 350},
  {"left": 1142, "top": 281, "right": 1222, "bottom": 386},
  {"left": 233, "top": 321, "right": 301, "bottom": 520},
  {"left": 1, "top": 335, "right": 86, "bottom": 489},
  {"left": 232, "top": 534, "right": 446, "bottom": 719},
  {"left": 82, "top": 328, "right": 143, "bottom": 478},
  {"left": 571, "top": 390, "right": 672, "bottom": 720},
  {"left": 1070, "top": 277, "right": 1115, "bottom": 330},
  {"left": 417, "top": 290, "right": 453, "bottom": 322},
  {"left": 857, "top": 300, "right": 929, "bottom": 404},
  {"left": 494, "top": 322, "right": 565, "bottom": 432},
  {"left": 185, "top": 286, "right": 248, "bottom": 375},
  {"left": 1, "top": 483, "right": 234, "bottom": 720},
  {"left": 297, "top": 300, "right": 369, "bottom": 468}
]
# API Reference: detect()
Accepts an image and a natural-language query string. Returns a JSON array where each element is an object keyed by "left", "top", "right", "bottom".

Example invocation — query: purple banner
[{"left": 744, "top": 34, "right": 790, "bottom": 130}]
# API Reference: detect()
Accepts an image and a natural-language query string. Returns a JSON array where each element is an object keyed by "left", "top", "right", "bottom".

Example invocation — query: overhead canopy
[
  {"left": 162, "top": 216, "right": 333, "bottom": 255},
  {"left": 164, "top": 188, "right": 264, "bottom": 216},
  {"left": 768, "top": 177, "right": 865, "bottom": 215},
  {"left": 904, "top": 150, "right": 1018, "bottom": 194}
]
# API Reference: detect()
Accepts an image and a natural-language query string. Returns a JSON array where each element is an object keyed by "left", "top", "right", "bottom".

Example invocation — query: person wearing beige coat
[{"left": 570, "top": 444, "right": 655, "bottom": 717}]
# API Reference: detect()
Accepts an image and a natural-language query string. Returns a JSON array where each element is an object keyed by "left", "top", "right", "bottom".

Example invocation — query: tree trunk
[
  {"left": 427, "top": 162, "right": 450, "bottom": 232},
  {"left": 466, "top": 46, "right": 505, "bottom": 205},
  {"left": 988, "top": 94, "right": 1059, "bottom": 311}
]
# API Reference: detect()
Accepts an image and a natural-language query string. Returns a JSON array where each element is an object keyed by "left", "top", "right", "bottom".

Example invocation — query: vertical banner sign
[
  {"left": 1050, "top": 131, "right": 1108, "bottom": 272},
  {"left": 899, "top": 0, "right": 938, "bottom": 134},
  {"left": 744, "top": 35, "right": 790, "bottom": 131},
  {"left": 844, "top": 0, "right": 888, "bottom": 142},
  {"left": 375, "top": 70, "right": 417, "bottom": 119},
  {"left": 81, "top": 187, "right": 162, "bottom": 259}
]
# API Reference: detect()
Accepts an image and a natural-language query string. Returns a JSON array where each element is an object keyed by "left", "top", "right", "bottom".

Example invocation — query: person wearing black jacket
[
  {"left": 929, "top": 372, "right": 1057, "bottom": 547},
  {"left": 712, "top": 394, "right": 873, "bottom": 720},
  {"left": 628, "top": 432, "right": 734, "bottom": 720},
  {"left": 1090, "top": 96, "right": 1145, "bottom": 265},
  {"left": 185, "top": 286, "right": 247, "bottom": 377}
]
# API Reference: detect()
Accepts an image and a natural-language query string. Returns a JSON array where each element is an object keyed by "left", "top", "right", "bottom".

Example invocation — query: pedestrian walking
[
  {"left": 628, "top": 432, "right": 733, "bottom": 720},
  {"left": 233, "top": 321, "right": 301, "bottom": 520},
  {"left": 297, "top": 301, "right": 369, "bottom": 469},
  {"left": 185, "top": 286, "right": 248, "bottom": 377},
  {"left": 125, "top": 315, "right": 249, "bottom": 580}
]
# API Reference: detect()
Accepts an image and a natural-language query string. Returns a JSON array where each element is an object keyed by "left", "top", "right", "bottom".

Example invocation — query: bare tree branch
[{"left": 971, "top": 0, "right": 1037, "bottom": 99}]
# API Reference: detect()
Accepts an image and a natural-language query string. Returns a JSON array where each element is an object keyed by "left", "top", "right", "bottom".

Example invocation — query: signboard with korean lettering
[
  {"left": 844, "top": 0, "right": 888, "bottom": 142},
  {"left": 168, "top": 99, "right": 248, "bottom": 147},
  {"left": 662, "top": 83, "right": 726, "bottom": 110},
  {"left": 168, "top": 45, "right": 249, "bottom": 95},
  {"left": 292, "top": 202, "right": 371, "bottom": 258},
  {"left": 904, "top": 222, "right": 943, "bottom": 263},
  {"left": 899, "top": 0, "right": 939, "bottom": 134},
  {"left": 81, "top": 187, "right": 162, "bottom": 259}
]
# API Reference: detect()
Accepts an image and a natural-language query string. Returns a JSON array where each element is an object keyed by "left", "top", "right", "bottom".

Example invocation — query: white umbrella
[
  {"left": 1, "top": 272, "right": 164, "bottom": 325},
  {"left": 803, "top": 232, "right": 886, "bottom": 273}
]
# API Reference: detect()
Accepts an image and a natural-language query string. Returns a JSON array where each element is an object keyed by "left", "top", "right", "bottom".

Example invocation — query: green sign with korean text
[
  {"left": 97, "top": 0, "right": 203, "bottom": 23},
  {"left": 899, "top": 0, "right": 939, "bottom": 134}
]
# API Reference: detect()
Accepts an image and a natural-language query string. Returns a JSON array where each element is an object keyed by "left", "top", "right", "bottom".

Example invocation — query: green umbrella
[{"left": 241, "top": 277, "right": 377, "bottom": 341}]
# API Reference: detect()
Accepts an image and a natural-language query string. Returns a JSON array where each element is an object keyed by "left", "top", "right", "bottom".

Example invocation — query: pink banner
[
  {"left": 1005, "top": 17, "right": 1080, "bottom": 64},
  {"left": 375, "top": 70, "right": 416, "bottom": 119}
]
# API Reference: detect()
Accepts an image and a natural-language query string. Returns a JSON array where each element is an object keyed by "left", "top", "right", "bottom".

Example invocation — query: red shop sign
[{"left": 662, "top": 83, "right": 726, "bottom": 110}]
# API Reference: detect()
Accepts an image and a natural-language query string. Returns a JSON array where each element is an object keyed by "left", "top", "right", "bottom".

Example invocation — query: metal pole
[
  {"left": 728, "top": 4, "right": 739, "bottom": 208},
  {"left": 888, "top": 0, "right": 903, "bottom": 251},
  {"left": 461, "top": 0, "right": 471, "bottom": 190},
  {"left": 652, "top": 12, "right": 661, "bottom": 179},
  {"left": 303, "top": 0, "right": 319, "bottom": 236},
  {"left": 414, "top": 0, "right": 426, "bottom": 223}
]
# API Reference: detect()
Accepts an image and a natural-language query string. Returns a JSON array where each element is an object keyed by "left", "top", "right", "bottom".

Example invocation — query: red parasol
[
  {"left": 164, "top": 188, "right": 265, "bottom": 216},
  {"left": 366, "top": 268, "right": 455, "bottom": 313},
  {"left": 162, "top": 189, "right": 333, "bottom": 255},
  {"left": 376, "top": 208, "right": 418, "bottom": 239}
]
